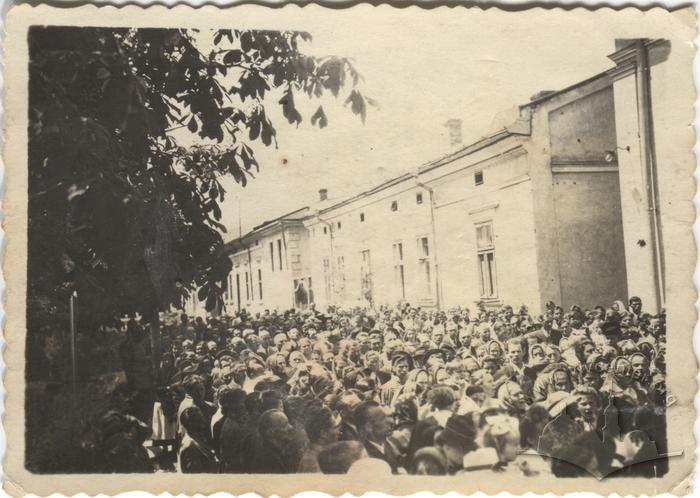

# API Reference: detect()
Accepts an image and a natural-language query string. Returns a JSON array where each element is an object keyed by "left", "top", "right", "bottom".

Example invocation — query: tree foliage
[{"left": 28, "top": 26, "right": 369, "bottom": 333}]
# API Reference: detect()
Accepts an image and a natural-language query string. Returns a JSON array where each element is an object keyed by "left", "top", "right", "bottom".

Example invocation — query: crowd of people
[{"left": 96, "top": 296, "right": 668, "bottom": 477}]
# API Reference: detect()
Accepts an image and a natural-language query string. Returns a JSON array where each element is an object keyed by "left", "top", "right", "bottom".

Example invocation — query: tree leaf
[
  {"left": 279, "top": 87, "right": 302, "bottom": 127},
  {"left": 187, "top": 115, "right": 198, "bottom": 132},
  {"left": 222, "top": 49, "right": 243, "bottom": 65},
  {"left": 310, "top": 105, "right": 328, "bottom": 128},
  {"left": 344, "top": 90, "right": 366, "bottom": 124}
]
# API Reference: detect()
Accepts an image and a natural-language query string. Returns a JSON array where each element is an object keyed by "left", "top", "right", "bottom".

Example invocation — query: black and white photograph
[{"left": 3, "top": 3, "right": 696, "bottom": 495}]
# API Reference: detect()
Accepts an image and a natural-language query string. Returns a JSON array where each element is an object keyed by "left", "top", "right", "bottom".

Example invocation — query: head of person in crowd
[
  {"left": 266, "top": 353, "right": 288, "bottom": 378},
  {"left": 570, "top": 387, "right": 601, "bottom": 430},
  {"left": 411, "top": 447, "right": 448, "bottom": 475},
  {"left": 551, "top": 366, "right": 573, "bottom": 393},
  {"left": 273, "top": 332, "right": 289, "bottom": 350},
  {"left": 258, "top": 409, "right": 293, "bottom": 446},
  {"left": 497, "top": 380, "right": 527, "bottom": 417},
  {"left": 218, "top": 386, "right": 247, "bottom": 420},
  {"left": 259, "top": 329, "right": 272, "bottom": 349},
  {"left": 481, "top": 355, "right": 498, "bottom": 376},
  {"left": 544, "top": 345, "right": 561, "bottom": 364},
  {"left": 428, "top": 385, "right": 457, "bottom": 415},
  {"left": 629, "top": 296, "right": 643, "bottom": 316},
  {"left": 305, "top": 405, "right": 341, "bottom": 448},
  {"left": 354, "top": 400, "right": 390, "bottom": 445},
  {"left": 288, "top": 350, "right": 307, "bottom": 371},
  {"left": 481, "top": 415, "right": 520, "bottom": 466},
  {"left": 609, "top": 356, "right": 634, "bottom": 389},
  {"left": 391, "top": 352, "right": 412, "bottom": 384},
  {"left": 434, "top": 414, "right": 477, "bottom": 473},
  {"left": 369, "top": 331, "right": 383, "bottom": 352},
  {"left": 183, "top": 374, "right": 206, "bottom": 404},
  {"left": 629, "top": 352, "right": 651, "bottom": 386},
  {"left": 363, "top": 350, "right": 382, "bottom": 373},
  {"left": 330, "top": 390, "right": 363, "bottom": 425},
  {"left": 506, "top": 340, "right": 524, "bottom": 368},
  {"left": 260, "top": 389, "right": 284, "bottom": 412},
  {"left": 528, "top": 344, "right": 546, "bottom": 367}
]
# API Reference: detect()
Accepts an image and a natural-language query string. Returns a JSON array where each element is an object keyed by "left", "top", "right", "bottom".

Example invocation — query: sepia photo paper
[{"left": 2, "top": 3, "right": 697, "bottom": 496}]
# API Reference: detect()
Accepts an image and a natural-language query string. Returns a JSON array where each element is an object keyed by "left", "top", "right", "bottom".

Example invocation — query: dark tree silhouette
[{"left": 28, "top": 26, "right": 369, "bottom": 378}]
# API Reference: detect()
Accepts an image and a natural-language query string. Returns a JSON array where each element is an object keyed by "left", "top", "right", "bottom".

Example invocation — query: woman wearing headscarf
[
  {"left": 532, "top": 364, "right": 574, "bottom": 403},
  {"left": 394, "top": 368, "right": 430, "bottom": 408},
  {"left": 600, "top": 356, "right": 648, "bottom": 405},
  {"left": 521, "top": 343, "right": 548, "bottom": 401},
  {"left": 486, "top": 340, "right": 505, "bottom": 367},
  {"left": 496, "top": 380, "right": 528, "bottom": 418}
]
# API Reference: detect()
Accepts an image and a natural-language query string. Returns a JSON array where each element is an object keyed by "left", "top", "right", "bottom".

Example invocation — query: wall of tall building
[
  {"left": 422, "top": 138, "right": 542, "bottom": 313},
  {"left": 305, "top": 178, "right": 436, "bottom": 309},
  {"left": 187, "top": 40, "right": 676, "bottom": 320}
]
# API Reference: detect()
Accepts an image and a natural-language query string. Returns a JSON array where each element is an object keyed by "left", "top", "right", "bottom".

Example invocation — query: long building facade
[{"left": 191, "top": 39, "right": 681, "bottom": 316}]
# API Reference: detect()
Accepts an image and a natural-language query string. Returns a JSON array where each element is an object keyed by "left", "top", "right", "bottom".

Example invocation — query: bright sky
[{"left": 182, "top": 7, "right": 684, "bottom": 239}]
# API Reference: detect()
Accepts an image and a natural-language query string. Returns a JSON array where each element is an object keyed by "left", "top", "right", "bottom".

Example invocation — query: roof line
[
  {"left": 316, "top": 173, "right": 415, "bottom": 215},
  {"left": 251, "top": 206, "right": 309, "bottom": 231},
  {"left": 229, "top": 45, "right": 641, "bottom": 239},
  {"left": 519, "top": 68, "right": 612, "bottom": 109}
]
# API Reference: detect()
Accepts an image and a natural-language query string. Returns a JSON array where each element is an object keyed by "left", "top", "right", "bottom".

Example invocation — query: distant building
[
  {"left": 192, "top": 39, "right": 673, "bottom": 316},
  {"left": 221, "top": 207, "right": 312, "bottom": 314}
]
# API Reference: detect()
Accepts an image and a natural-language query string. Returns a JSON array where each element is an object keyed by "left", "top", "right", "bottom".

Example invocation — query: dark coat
[
  {"left": 249, "top": 438, "right": 299, "bottom": 474},
  {"left": 179, "top": 438, "right": 218, "bottom": 473},
  {"left": 362, "top": 438, "right": 399, "bottom": 474},
  {"left": 219, "top": 417, "right": 247, "bottom": 473}
]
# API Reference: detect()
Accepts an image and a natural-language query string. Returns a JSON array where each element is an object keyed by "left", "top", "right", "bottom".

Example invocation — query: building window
[
  {"left": 360, "top": 213, "right": 365, "bottom": 222},
  {"left": 475, "top": 170, "right": 484, "bottom": 186},
  {"left": 245, "top": 271, "right": 250, "bottom": 300},
  {"left": 337, "top": 256, "right": 346, "bottom": 302},
  {"left": 323, "top": 226, "right": 327, "bottom": 234},
  {"left": 393, "top": 242, "right": 406, "bottom": 299},
  {"left": 257, "top": 269, "right": 263, "bottom": 300},
  {"left": 235, "top": 273, "right": 241, "bottom": 311},
  {"left": 417, "top": 236, "right": 431, "bottom": 297},
  {"left": 476, "top": 223, "right": 497, "bottom": 298},
  {"left": 416, "top": 193, "right": 423, "bottom": 204},
  {"left": 277, "top": 239, "right": 283, "bottom": 270},
  {"left": 391, "top": 200, "right": 398, "bottom": 212},
  {"left": 226, "top": 274, "right": 233, "bottom": 302},
  {"left": 360, "top": 249, "right": 373, "bottom": 304},
  {"left": 255, "top": 240, "right": 259, "bottom": 246},
  {"left": 269, "top": 242, "right": 275, "bottom": 272},
  {"left": 323, "top": 257, "right": 331, "bottom": 302},
  {"left": 337, "top": 221, "right": 342, "bottom": 230}
]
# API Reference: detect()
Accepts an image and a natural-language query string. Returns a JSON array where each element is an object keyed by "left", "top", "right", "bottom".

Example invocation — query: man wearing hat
[
  {"left": 423, "top": 349, "right": 445, "bottom": 375},
  {"left": 434, "top": 414, "right": 478, "bottom": 474},
  {"left": 380, "top": 351, "right": 413, "bottom": 406}
]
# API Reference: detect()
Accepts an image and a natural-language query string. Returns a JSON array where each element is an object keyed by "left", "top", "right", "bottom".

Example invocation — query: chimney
[
  {"left": 444, "top": 119, "right": 462, "bottom": 147},
  {"left": 318, "top": 188, "right": 328, "bottom": 201}
]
